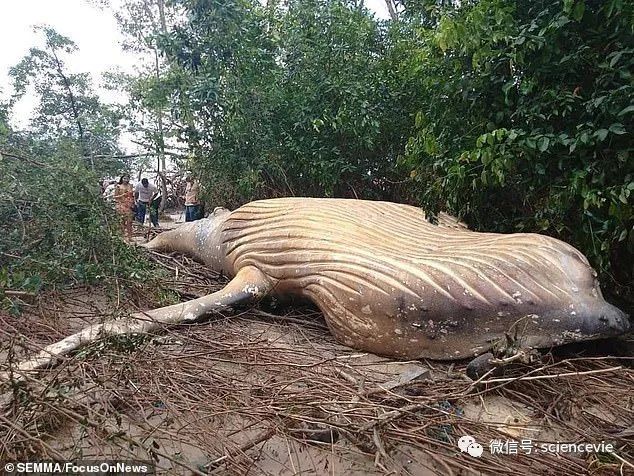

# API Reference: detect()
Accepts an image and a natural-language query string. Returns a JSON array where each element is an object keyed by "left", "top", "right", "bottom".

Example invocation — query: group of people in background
[{"left": 108, "top": 174, "right": 202, "bottom": 242}]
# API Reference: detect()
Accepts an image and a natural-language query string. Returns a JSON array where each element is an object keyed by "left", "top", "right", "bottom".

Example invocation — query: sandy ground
[{"left": 1, "top": 224, "right": 632, "bottom": 475}]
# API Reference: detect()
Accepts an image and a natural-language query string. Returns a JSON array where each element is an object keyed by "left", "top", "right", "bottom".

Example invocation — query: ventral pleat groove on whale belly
[
  {"left": 220, "top": 198, "right": 630, "bottom": 361},
  {"left": 3, "top": 197, "right": 629, "bottom": 381}
]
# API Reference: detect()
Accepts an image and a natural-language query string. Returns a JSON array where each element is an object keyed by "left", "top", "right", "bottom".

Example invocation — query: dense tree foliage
[
  {"left": 0, "top": 27, "right": 153, "bottom": 309},
  {"left": 126, "top": 0, "right": 631, "bottom": 304},
  {"left": 1, "top": 1, "right": 632, "bottom": 307},
  {"left": 0, "top": 147, "right": 147, "bottom": 308},
  {"left": 137, "top": 0, "right": 421, "bottom": 204},
  {"left": 403, "top": 0, "right": 633, "bottom": 301},
  {"left": 9, "top": 26, "right": 126, "bottom": 175}
]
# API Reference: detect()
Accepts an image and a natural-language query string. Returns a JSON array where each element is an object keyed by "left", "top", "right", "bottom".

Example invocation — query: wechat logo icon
[{"left": 458, "top": 435, "right": 484, "bottom": 457}]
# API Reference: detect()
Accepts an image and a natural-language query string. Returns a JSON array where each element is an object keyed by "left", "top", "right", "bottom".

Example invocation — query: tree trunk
[
  {"left": 157, "top": 0, "right": 167, "bottom": 32},
  {"left": 154, "top": 49, "right": 167, "bottom": 173},
  {"left": 51, "top": 49, "right": 90, "bottom": 169},
  {"left": 157, "top": 170, "right": 168, "bottom": 212},
  {"left": 385, "top": 0, "right": 397, "bottom": 21}
]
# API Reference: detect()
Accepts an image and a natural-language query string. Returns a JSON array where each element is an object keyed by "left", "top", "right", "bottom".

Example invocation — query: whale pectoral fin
[
  {"left": 154, "top": 265, "right": 272, "bottom": 327},
  {"left": 1, "top": 266, "right": 272, "bottom": 383},
  {"left": 182, "top": 265, "right": 273, "bottom": 323}
]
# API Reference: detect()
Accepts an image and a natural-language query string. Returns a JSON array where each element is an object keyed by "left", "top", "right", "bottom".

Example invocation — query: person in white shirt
[{"left": 134, "top": 178, "right": 158, "bottom": 226}]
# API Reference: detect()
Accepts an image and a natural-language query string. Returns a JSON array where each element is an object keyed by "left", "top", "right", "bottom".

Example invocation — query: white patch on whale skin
[
  {"left": 242, "top": 285, "right": 260, "bottom": 296},
  {"left": 361, "top": 305, "right": 372, "bottom": 315},
  {"left": 562, "top": 330, "right": 584, "bottom": 341},
  {"left": 394, "top": 328, "right": 403, "bottom": 335}
]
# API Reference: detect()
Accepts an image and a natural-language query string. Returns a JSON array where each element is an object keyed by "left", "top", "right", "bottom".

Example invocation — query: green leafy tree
[
  {"left": 0, "top": 27, "right": 154, "bottom": 309},
  {"left": 143, "top": 0, "right": 423, "bottom": 206},
  {"left": 113, "top": 0, "right": 195, "bottom": 207},
  {"left": 0, "top": 96, "right": 9, "bottom": 143},
  {"left": 9, "top": 25, "right": 125, "bottom": 175},
  {"left": 404, "top": 0, "right": 633, "bottom": 303}
]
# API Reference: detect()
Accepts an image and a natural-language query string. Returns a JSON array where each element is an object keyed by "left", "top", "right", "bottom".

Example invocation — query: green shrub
[
  {"left": 0, "top": 147, "right": 156, "bottom": 310},
  {"left": 404, "top": 0, "right": 633, "bottom": 303}
]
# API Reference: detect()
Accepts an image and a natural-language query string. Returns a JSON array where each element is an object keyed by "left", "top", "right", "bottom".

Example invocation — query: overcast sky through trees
[{"left": 0, "top": 0, "right": 390, "bottom": 146}]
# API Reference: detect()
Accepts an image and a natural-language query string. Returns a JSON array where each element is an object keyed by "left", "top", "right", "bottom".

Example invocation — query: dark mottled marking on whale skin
[
  {"left": 154, "top": 197, "right": 632, "bottom": 361},
  {"left": 13, "top": 198, "right": 628, "bottom": 382}
]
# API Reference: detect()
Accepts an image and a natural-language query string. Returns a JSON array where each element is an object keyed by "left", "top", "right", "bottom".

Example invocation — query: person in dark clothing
[{"left": 149, "top": 194, "right": 161, "bottom": 228}]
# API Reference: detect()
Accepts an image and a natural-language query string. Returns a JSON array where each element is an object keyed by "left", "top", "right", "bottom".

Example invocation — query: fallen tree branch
[
  {"left": 0, "top": 150, "right": 52, "bottom": 169},
  {"left": 478, "top": 366, "right": 624, "bottom": 384},
  {"left": 205, "top": 427, "right": 276, "bottom": 469},
  {"left": 3, "top": 290, "right": 38, "bottom": 297},
  {"left": 84, "top": 153, "right": 156, "bottom": 159}
]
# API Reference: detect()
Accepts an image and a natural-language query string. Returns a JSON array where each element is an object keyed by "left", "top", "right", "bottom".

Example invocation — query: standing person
[
  {"left": 114, "top": 174, "right": 134, "bottom": 241},
  {"left": 149, "top": 193, "right": 161, "bottom": 228},
  {"left": 184, "top": 175, "right": 202, "bottom": 222},
  {"left": 134, "top": 178, "right": 158, "bottom": 225},
  {"left": 103, "top": 180, "right": 117, "bottom": 205}
]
